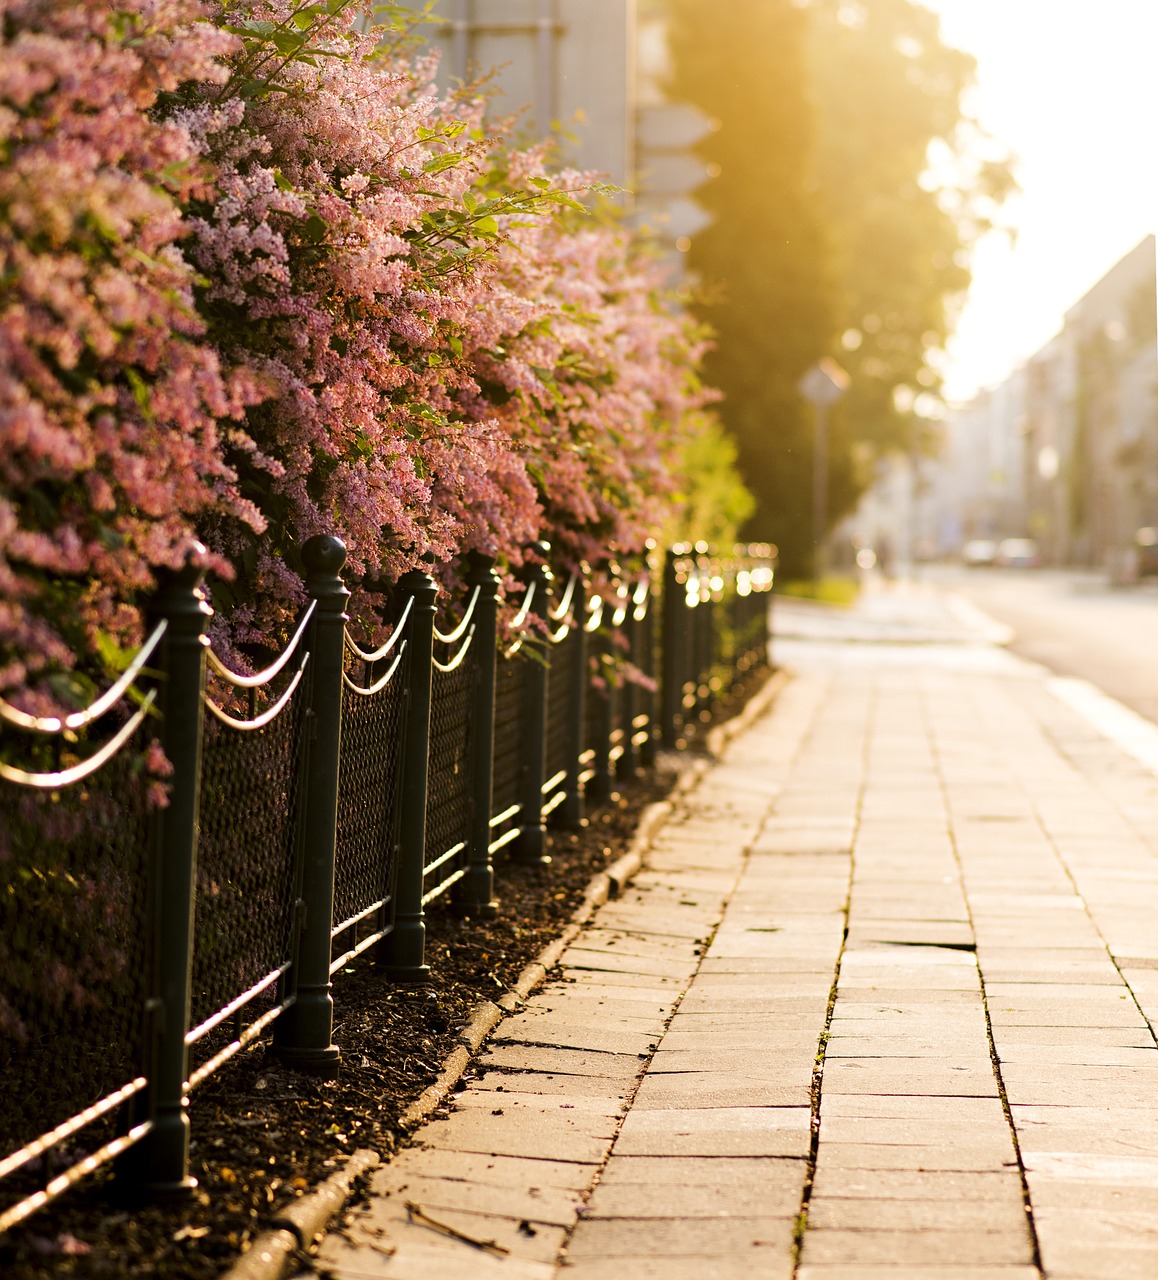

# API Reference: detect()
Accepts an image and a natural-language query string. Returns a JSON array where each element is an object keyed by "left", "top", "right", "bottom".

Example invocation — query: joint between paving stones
[
  {"left": 936, "top": 723, "right": 1046, "bottom": 1277},
  {"left": 790, "top": 673, "right": 869, "bottom": 1276},
  {"left": 791, "top": 829, "right": 857, "bottom": 1272}
]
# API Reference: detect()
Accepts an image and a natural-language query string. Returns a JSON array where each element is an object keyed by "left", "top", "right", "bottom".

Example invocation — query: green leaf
[
  {"left": 303, "top": 214, "right": 328, "bottom": 244},
  {"left": 125, "top": 368, "right": 152, "bottom": 419},
  {"left": 423, "top": 152, "right": 463, "bottom": 175},
  {"left": 272, "top": 29, "right": 307, "bottom": 53},
  {"left": 474, "top": 215, "right": 499, "bottom": 237}
]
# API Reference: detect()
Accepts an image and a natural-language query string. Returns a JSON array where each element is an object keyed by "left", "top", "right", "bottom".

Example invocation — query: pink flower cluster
[
  {"left": 0, "top": 0, "right": 263, "bottom": 707},
  {"left": 0, "top": 0, "right": 714, "bottom": 702}
]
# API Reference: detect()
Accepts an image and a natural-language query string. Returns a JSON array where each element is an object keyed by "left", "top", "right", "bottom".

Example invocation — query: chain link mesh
[
  {"left": 423, "top": 645, "right": 477, "bottom": 903},
  {"left": 189, "top": 683, "right": 304, "bottom": 1075},
  {"left": 333, "top": 655, "right": 404, "bottom": 961},
  {"left": 492, "top": 652, "right": 527, "bottom": 820},
  {"left": 545, "top": 628, "right": 576, "bottom": 799},
  {"left": 0, "top": 735, "right": 151, "bottom": 1222}
]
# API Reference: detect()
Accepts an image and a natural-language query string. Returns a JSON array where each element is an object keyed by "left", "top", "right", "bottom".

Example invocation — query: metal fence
[{"left": 0, "top": 536, "right": 774, "bottom": 1230}]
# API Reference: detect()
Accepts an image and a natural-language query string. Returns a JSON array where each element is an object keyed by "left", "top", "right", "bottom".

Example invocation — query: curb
[
  {"left": 223, "top": 1149, "right": 380, "bottom": 1280},
  {"left": 220, "top": 667, "right": 789, "bottom": 1280}
]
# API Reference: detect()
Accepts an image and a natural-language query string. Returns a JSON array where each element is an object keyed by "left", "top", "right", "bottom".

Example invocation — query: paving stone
[
  {"left": 655, "top": 1028, "right": 822, "bottom": 1052},
  {"left": 469, "top": 1071, "right": 632, "bottom": 1100},
  {"left": 382, "top": 1147, "right": 594, "bottom": 1191},
  {"left": 679, "top": 983, "right": 833, "bottom": 1006},
  {"left": 808, "top": 1168, "right": 1025, "bottom": 1203},
  {"left": 647, "top": 1044, "right": 819, "bottom": 1074},
  {"left": 556, "top": 947, "right": 698, "bottom": 980},
  {"left": 1021, "top": 1149, "right": 1158, "bottom": 1184},
  {"left": 342, "top": 1199, "right": 568, "bottom": 1264},
  {"left": 315, "top": 1231, "right": 556, "bottom": 1280},
  {"left": 821, "top": 1061, "right": 997, "bottom": 1097},
  {"left": 799, "top": 1227, "right": 1034, "bottom": 1266},
  {"left": 489, "top": 1017, "right": 659, "bottom": 1057},
  {"left": 613, "top": 1106, "right": 811, "bottom": 1158},
  {"left": 1035, "top": 1241, "right": 1158, "bottom": 1280},
  {"left": 596, "top": 1154, "right": 808, "bottom": 1190},
  {"left": 585, "top": 1178, "right": 800, "bottom": 1219},
  {"left": 417, "top": 1105, "right": 612, "bottom": 1164},
  {"left": 566, "top": 1215, "right": 796, "bottom": 1259},
  {"left": 451, "top": 1088, "right": 626, "bottom": 1119},
  {"left": 476, "top": 1044, "right": 645, "bottom": 1079},
  {"left": 806, "top": 1196, "right": 1028, "bottom": 1231},
  {"left": 815, "top": 1143, "right": 1020, "bottom": 1172},
  {"left": 560, "top": 1257, "right": 792, "bottom": 1280},
  {"left": 824, "top": 1036, "right": 994, "bottom": 1059},
  {"left": 576, "top": 927, "right": 705, "bottom": 957},
  {"left": 820, "top": 1095, "right": 1005, "bottom": 1122},
  {"left": 512, "top": 1001, "right": 666, "bottom": 1032},
  {"left": 552, "top": 977, "right": 684, "bottom": 1002},
  {"left": 998, "top": 1064, "right": 1158, "bottom": 1106},
  {"left": 368, "top": 1170, "right": 583, "bottom": 1226},
  {"left": 629, "top": 1073, "right": 811, "bottom": 1110}
]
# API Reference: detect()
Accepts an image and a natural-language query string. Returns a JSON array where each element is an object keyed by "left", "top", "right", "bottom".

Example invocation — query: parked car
[
  {"left": 961, "top": 539, "right": 997, "bottom": 568},
  {"left": 995, "top": 537, "right": 1039, "bottom": 568}
]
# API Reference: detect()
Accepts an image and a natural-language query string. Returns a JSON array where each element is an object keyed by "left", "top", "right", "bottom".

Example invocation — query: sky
[{"left": 918, "top": 0, "right": 1158, "bottom": 404}]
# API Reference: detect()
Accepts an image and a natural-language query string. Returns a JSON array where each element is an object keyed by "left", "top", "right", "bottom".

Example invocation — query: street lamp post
[{"left": 799, "top": 358, "right": 850, "bottom": 585}]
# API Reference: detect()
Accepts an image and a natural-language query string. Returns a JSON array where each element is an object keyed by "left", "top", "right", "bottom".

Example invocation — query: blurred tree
[
  {"left": 806, "top": 0, "right": 1015, "bottom": 472},
  {"left": 665, "top": 0, "right": 832, "bottom": 575},
  {"left": 666, "top": 0, "right": 1015, "bottom": 574}
]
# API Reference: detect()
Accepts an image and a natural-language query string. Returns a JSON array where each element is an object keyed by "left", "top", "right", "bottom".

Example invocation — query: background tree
[
  {"left": 667, "top": 0, "right": 1015, "bottom": 575},
  {"left": 805, "top": 0, "right": 1015, "bottom": 498},
  {"left": 666, "top": 0, "right": 833, "bottom": 575}
]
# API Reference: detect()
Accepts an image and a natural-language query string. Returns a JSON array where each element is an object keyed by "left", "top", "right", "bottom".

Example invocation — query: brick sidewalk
[{"left": 309, "top": 607, "right": 1158, "bottom": 1280}]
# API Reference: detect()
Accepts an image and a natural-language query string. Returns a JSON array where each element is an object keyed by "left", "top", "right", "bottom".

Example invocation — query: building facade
[{"left": 927, "top": 234, "right": 1158, "bottom": 570}]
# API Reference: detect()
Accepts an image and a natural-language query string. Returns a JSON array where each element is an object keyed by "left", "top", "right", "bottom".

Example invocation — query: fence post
[
  {"left": 117, "top": 545, "right": 210, "bottom": 1199},
  {"left": 660, "top": 545, "right": 684, "bottom": 748},
  {"left": 516, "top": 543, "right": 551, "bottom": 865},
  {"left": 272, "top": 535, "right": 348, "bottom": 1075},
  {"left": 557, "top": 575, "right": 587, "bottom": 830},
  {"left": 457, "top": 554, "right": 500, "bottom": 916},
  {"left": 377, "top": 565, "right": 437, "bottom": 981}
]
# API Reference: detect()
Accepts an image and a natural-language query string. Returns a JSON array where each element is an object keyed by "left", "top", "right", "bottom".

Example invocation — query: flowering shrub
[
  {"left": 0, "top": 0, "right": 264, "bottom": 709},
  {"left": 0, "top": 0, "right": 720, "bottom": 701}
]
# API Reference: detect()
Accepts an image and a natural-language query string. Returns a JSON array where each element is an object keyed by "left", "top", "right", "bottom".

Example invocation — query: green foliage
[
  {"left": 804, "top": 0, "right": 1015, "bottom": 469},
  {"left": 665, "top": 0, "right": 834, "bottom": 576},
  {"left": 776, "top": 575, "right": 859, "bottom": 607},
  {"left": 663, "top": 411, "right": 756, "bottom": 548},
  {"left": 666, "top": 0, "right": 1015, "bottom": 576}
]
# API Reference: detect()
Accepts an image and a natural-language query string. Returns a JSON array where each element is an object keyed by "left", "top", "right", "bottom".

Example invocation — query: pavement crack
[
  {"left": 790, "top": 688, "right": 865, "bottom": 1277},
  {"left": 930, "top": 688, "right": 1046, "bottom": 1278}
]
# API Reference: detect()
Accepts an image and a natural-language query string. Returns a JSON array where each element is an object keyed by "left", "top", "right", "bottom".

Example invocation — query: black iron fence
[{"left": 0, "top": 537, "right": 774, "bottom": 1230}]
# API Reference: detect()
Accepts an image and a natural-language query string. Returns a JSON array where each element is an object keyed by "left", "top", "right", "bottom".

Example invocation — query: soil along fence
[{"left": 0, "top": 537, "right": 774, "bottom": 1231}]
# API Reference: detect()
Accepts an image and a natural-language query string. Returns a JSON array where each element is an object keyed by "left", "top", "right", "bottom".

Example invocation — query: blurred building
[
  {"left": 924, "top": 234, "right": 1158, "bottom": 569},
  {"left": 423, "top": 0, "right": 714, "bottom": 252}
]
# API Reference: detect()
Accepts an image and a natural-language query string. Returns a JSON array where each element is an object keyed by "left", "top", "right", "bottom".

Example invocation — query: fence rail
[{"left": 0, "top": 537, "right": 774, "bottom": 1231}]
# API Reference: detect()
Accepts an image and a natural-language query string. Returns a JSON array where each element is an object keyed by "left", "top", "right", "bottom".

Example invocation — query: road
[{"left": 925, "top": 565, "right": 1158, "bottom": 726}]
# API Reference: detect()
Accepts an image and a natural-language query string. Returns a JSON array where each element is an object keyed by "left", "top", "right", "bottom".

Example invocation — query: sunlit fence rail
[{"left": 0, "top": 536, "right": 774, "bottom": 1229}]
